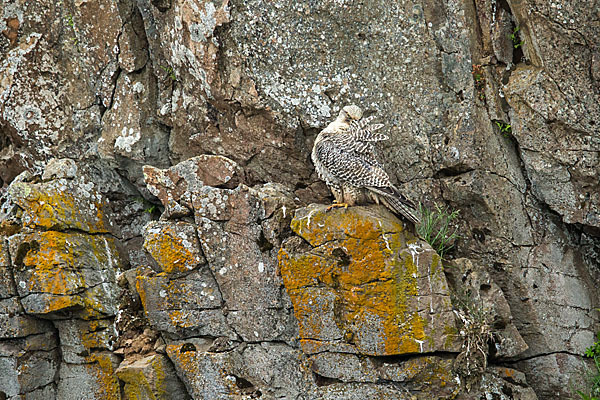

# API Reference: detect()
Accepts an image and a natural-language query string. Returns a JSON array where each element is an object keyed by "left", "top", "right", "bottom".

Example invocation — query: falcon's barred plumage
[{"left": 311, "top": 105, "right": 421, "bottom": 224}]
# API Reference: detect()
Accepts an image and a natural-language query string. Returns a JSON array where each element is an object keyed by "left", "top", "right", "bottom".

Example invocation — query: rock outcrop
[
  {"left": 0, "top": 169, "right": 124, "bottom": 399},
  {"left": 0, "top": 0, "right": 598, "bottom": 398}
]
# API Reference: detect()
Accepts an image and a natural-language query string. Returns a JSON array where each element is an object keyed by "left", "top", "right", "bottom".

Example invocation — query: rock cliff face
[{"left": 0, "top": 0, "right": 598, "bottom": 399}]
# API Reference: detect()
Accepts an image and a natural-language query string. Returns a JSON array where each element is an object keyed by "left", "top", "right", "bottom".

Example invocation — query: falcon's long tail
[{"left": 369, "top": 187, "right": 421, "bottom": 225}]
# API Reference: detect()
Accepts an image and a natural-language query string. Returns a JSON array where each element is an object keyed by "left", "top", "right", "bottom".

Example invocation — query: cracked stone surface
[
  {"left": 280, "top": 204, "right": 461, "bottom": 356},
  {"left": 0, "top": 0, "right": 598, "bottom": 398}
]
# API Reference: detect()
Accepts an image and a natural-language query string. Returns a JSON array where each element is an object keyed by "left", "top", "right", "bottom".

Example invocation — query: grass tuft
[{"left": 416, "top": 203, "right": 459, "bottom": 258}]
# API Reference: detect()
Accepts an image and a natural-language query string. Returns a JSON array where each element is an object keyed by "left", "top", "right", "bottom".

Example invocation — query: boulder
[{"left": 279, "top": 204, "right": 461, "bottom": 356}]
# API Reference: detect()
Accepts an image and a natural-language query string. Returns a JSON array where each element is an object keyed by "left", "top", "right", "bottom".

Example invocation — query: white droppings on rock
[{"left": 407, "top": 243, "right": 424, "bottom": 267}]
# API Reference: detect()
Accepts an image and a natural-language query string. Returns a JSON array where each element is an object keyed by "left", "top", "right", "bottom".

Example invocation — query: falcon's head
[{"left": 339, "top": 105, "right": 363, "bottom": 122}]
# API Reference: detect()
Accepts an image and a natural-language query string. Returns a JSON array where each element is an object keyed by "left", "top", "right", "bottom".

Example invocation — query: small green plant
[
  {"left": 159, "top": 65, "right": 177, "bottom": 81},
  {"left": 66, "top": 14, "right": 75, "bottom": 28},
  {"left": 416, "top": 203, "right": 460, "bottom": 258},
  {"left": 65, "top": 14, "right": 79, "bottom": 47},
  {"left": 471, "top": 64, "right": 486, "bottom": 102},
  {"left": 510, "top": 26, "right": 524, "bottom": 49},
  {"left": 577, "top": 332, "right": 600, "bottom": 400},
  {"left": 493, "top": 120, "right": 512, "bottom": 137},
  {"left": 144, "top": 205, "right": 157, "bottom": 214},
  {"left": 134, "top": 197, "right": 159, "bottom": 215},
  {"left": 585, "top": 333, "right": 600, "bottom": 359}
]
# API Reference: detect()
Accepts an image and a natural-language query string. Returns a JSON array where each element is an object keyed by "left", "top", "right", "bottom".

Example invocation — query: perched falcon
[{"left": 311, "top": 105, "right": 420, "bottom": 224}]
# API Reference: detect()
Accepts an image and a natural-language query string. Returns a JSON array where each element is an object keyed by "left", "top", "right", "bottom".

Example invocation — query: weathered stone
[
  {"left": 0, "top": 0, "right": 123, "bottom": 173},
  {"left": 165, "top": 340, "right": 240, "bottom": 400},
  {"left": 310, "top": 352, "right": 377, "bottom": 383},
  {"left": 0, "top": 237, "right": 17, "bottom": 299},
  {"left": 0, "top": 297, "right": 54, "bottom": 339},
  {"left": 446, "top": 258, "right": 528, "bottom": 359},
  {"left": 0, "top": 334, "right": 59, "bottom": 397},
  {"left": 117, "top": 3, "right": 149, "bottom": 73},
  {"left": 194, "top": 184, "right": 296, "bottom": 341},
  {"left": 143, "top": 155, "right": 241, "bottom": 218},
  {"left": 0, "top": 0, "right": 596, "bottom": 397},
  {"left": 99, "top": 67, "right": 170, "bottom": 194},
  {"left": 280, "top": 204, "right": 461, "bottom": 356},
  {"left": 7, "top": 176, "right": 118, "bottom": 235},
  {"left": 313, "top": 382, "right": 423, "bottom": 400},
  {"left": 225, "top": 308, "right": 297, "bottom": 342},
  {"left": 136, "top": 267, "right": 235, "bottom": 338},
  {"left": 458, "top": 366, "right": 538, "bottom": 400},
  {"left": 55, "top": 319, "right": 116, "bottom": 364},
  {"left": 116, "top": 354, "right": 190, "bottom": 400},
  {"left": 41, "top": 158, "right": 78, "bottom": 181},
  {"left": 7, "top": 231, "right": 122, "bottom": 318},
  {"left": 15, "top": 384, "right": 57, "bottom": 400},
  {"left": 143, "top": 221, "right": 206, "bottom": 274},
  {"left": 166, "top": 340, "right": 310, "bottom": 400},
  {"left": 505, "top": 65, "right": 600, "bottom": 228},
  {"left": 440, "top": 170, "right": 532, "bottom": 249},
  {"left": 57, "top": 352, "right": 121, "bottom": 400}
]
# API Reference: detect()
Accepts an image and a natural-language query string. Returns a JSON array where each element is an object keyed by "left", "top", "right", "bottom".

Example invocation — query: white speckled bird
[{"left": 311, "top": 105, "right": 420, "bottom": 224}]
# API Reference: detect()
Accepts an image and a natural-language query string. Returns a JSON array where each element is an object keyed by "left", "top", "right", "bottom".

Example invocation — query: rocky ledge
[{"left": 0, "top": 158, "right": 540, "bottom": 399}]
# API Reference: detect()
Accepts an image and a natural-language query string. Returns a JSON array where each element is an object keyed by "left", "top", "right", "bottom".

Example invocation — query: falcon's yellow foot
[{"left": 326, "top": 202, "right": 349, "bottom": 212}]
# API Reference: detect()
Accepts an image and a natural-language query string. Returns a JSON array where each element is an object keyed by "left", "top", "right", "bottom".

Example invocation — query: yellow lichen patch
[
  {"left": 136, "top": 274, "right": 151, "bottom": 313},
  {"left": 291, "top": 206, "right": 401, "bottom": 247},
  {"left": 10, "top": 181, "right": 110, "bottom": 233},
  {"left": 144, "top": 222, "right": 203, "bottom": 274},
  {"left": 41, "top": 295, "right": 83, "bottom": 314},
  {"left": 280, "top": 205, "right": 458, "bottom": 356},
  {"left": 278, "top": 248, "right": 336, "bottom": 290},
  {"left": 167, "top": 309, "right": 195, "bottom": 328},
  {"left": 118, "top": 365, "right": 155, "bottom": 400},
  {"left": 285, "top": 288, "right": 341, "bottom": 341},
  {"left": 117, "top": 355, "right": 175, "bottom": 400},
  {"left": 14, "top": 231, "right": 119, "bottom": 317},
  {"left": 86, "top": 352, "right": 121, "bottom": 400},
  {"left": 21, "top": 231, "right": 82, "bottom": 293}
]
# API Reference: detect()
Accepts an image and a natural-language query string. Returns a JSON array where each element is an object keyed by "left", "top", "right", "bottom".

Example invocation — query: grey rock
[
  {"left": 56, "top": 353, "right": 122, "bottom": 400},
  {"left": 0, "top": 335, "right": 59, "bottom": 397},
  {"left": 54, "top": 319, "right": 116, "bottom": 364},
  {"left": 309, "top": 352, "right": 377, "bottom": 383},
  {"left": 446, "top": 258, "right": 529, "bottom": 359},
  {"left": 41, "top": 158, "right": 78, "bottom": 181},
  {"left": 136, "top": 267, "right": 236, "bottom": 339},
  {"left": 116, "top": 354, "right": 190, "bottom": 400}
]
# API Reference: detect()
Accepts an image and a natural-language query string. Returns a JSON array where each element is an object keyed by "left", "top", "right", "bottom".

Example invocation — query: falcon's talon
[{"left": 326, "top": 203, "right": 349, "bottom": 212}]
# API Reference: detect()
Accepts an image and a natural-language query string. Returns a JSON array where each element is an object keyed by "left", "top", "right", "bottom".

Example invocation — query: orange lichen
[
  {"left": 144, "top": 224, "right": 202, "bottom": 274},
  {"left": 86, "top": 353, "right": 120, "bottom": 400},
  {"left": 16, "top": 231, "right": 119, "bottom": 316},
  {"left": 280, "top": 206, "right": 447, "bottom": 356},
  {"left": 11, "top": 181, "right": 109, "bottom": 233}
]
